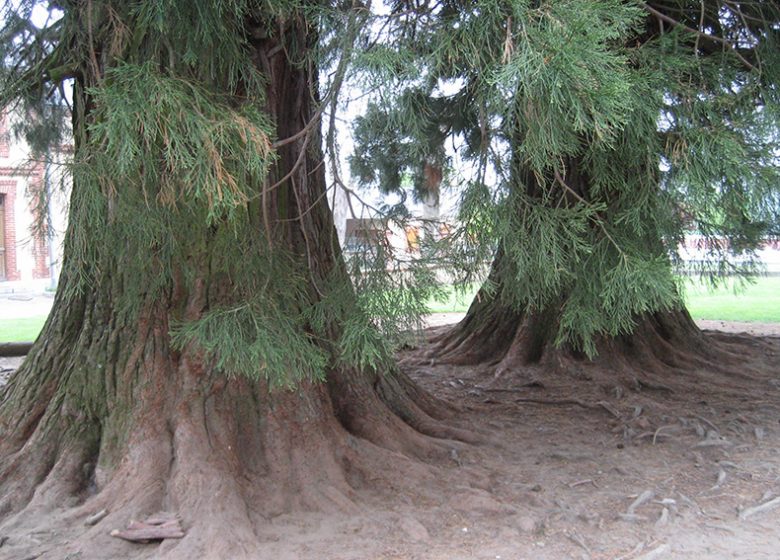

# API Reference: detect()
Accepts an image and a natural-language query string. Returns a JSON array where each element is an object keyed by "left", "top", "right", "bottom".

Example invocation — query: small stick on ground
[
  {"left": 654, "top": 507, "right": 669, "bottom": 528},
  {"left": 569, "top": 479, "right": 598, "bottom": 488},
  {"left": 692, "top": 438, "right": 733, "bottom": 448},
  {"left": 627, "top": 490, "right": 654, "bottom": 515},
  {"left": 739, "top": 496, "right": 780, "bottom": 521},
  {"left": 85, "top": 509, "right": 109, "bottom": 526},
  {"left": 693, "top": 415, "right": 721, "bottom": 434},
  {"left": 709, "top": 469, "right": 727, "bottom": 491},
  {"left": 652, "top": 425, "right": 677, "bottom": 445}
]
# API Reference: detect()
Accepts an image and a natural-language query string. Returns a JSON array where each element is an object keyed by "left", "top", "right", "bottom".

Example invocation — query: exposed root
[{"left": 0, "top": 332, "right": 481, "bottom": 560}]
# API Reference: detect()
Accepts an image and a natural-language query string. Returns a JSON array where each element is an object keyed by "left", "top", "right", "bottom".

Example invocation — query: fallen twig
[
  {"left": 692, "top": 438, "right": 733, "bottom": 448},
  {"left": 739, "top": 496, "right": 780, "bottom": 521},
  {"left": 627, "top": 490, "right": 654, "bottom": 515},
  {"left": 569, "top": 479, "right": 598, "bottom": 489},
  {"left": 693, "top": 415, "right": 720, "bottom": 434},
  {"left": 654, "top": 507, "right": 669, "bottom": 528},
  {"left": 110, "top": 512, "right": 184, "bottom": 542},
  {"left": 652, "top": 425, "right": 677, "bottom": 445},
  {"left": 85, "top": 509, "right": 109, "bottom": 526},
  {"left": 709, "top": 469, "right": 727, "bottom": 491}
]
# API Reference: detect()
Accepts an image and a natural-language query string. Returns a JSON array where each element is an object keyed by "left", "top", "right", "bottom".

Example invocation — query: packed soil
[{"left": 1, "top": 319, "right": 779, "bottom": 559}]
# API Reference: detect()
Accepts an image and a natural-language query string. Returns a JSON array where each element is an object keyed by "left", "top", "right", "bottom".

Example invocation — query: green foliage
[
  {"left": 3, "top": 0, "right": 780, "bottom": 373},
  {"left": 0, "top": 1, "right": 399, "bottom": 387},
  {"left": 310, "top": 229, "right": 447, "bottom": 372},
  {"left": 80, "top": 62, "right": 274, "bottom": 223},
  {"left": 170, "top": 298, "right": 329, "bottom": 387}
]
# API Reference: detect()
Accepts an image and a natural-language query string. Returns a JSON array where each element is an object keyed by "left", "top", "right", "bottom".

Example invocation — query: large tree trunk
[
  {"left": 429, "top": 259, "right": 756, "bottom": 403},
  {"left": 432, "top": 247, "right": 712, "bottom": 372},
  {"left": 0, "top": 13, "right": 472, "bottom": 560},
  {"left": 430, "top": 158, "right": 744, "bottom": 386}
]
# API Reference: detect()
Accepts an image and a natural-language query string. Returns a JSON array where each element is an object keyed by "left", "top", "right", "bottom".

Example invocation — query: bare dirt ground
[{"left": 1, "top": 319, "right": 779, "bottom": 559}]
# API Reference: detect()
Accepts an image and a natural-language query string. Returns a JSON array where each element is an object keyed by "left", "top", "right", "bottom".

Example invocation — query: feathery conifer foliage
[{"left": 350, "top": 0, "right": 780, "bottom": 356}]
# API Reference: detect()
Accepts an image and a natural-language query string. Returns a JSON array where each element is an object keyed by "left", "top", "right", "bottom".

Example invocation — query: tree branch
[{"left": 641, "top": 2, "right": 756, "bottom": 71}]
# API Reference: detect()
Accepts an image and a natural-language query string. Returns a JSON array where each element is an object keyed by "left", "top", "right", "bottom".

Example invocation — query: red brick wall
[{"left": 0, "top": 180, "right": 19, "bottom": 281}]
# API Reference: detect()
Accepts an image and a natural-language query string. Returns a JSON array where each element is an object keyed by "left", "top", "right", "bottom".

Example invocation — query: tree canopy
[{"left": 350, "top": 0, "right": 780, "bottom": 355}]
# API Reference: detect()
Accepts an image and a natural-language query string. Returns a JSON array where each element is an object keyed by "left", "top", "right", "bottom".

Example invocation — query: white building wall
[{"left": 0, "top": 110, "right": 70, "bottom": 294}]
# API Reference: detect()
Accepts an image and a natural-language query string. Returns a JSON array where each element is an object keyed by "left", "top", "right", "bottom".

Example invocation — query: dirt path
[
  {"left": 1, "top": 321, "right": 779, "bottom": 559},
  {"left": 395, "top": 344, "right": 780, "bottom": 559}
]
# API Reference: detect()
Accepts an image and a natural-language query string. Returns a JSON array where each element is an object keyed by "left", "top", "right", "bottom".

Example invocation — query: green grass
[
  {"left": 427, "top": 277, "right": 780, "bottom": 322},
  {"left": 683, "top": 276, "right": 780, "bottom": 323},
  {"left": 0, "top": 277, "right": 777, "bottom": 343},
  {"left": 0, "top": 316, "right": 48, "bottom": 343}
]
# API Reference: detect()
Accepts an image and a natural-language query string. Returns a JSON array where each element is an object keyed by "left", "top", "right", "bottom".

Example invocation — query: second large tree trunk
[
  {"left": 431, "top": 245, "right": 744, "bottom": 388},
  {"left": 430, "top": 155, "right": 741, "bottom": 383}
]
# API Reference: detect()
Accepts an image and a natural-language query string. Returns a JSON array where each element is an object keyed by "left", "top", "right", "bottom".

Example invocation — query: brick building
[{"left": 0, "top": 111, "right": 70, "bottom": 293}]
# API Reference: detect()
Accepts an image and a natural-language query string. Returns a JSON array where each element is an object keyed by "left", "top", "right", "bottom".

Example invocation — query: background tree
[
  {"left": 0, "top": 2, "right": 473, "bottom": 558},
  {"left": 351, "top": 0, "right": 780, "bottom": 377}
]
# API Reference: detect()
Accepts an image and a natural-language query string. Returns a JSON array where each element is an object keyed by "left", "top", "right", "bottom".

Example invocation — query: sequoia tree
[
  {"left": 0, "top": 2, "right": 472, "bottom": 558},
  {"left": 351, "top": 1, "right": 780, "bottom": 377}
]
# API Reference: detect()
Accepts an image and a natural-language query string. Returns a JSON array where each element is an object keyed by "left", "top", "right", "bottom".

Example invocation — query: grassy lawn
[
  {"left": 684, "top": 276, "right": 780, "bottom": 322},
  {"left": 0, "top": 316, "right": 48, "bottom": 343},
  {"left": 428, "top": 277, "right": 780, "bottom": 322},
  {"left": 0, "top": 277, "right": 777, "bottom": 342}
]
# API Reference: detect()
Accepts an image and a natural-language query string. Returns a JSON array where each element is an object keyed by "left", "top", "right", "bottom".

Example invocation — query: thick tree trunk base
[
  {"left": 0, "top": 302, "right": 480, "bottom": 560},
  {"left": 429, "top": 293, "right": 766, "bottom": 401},
  {"left": 0, "top": 367, "right": 478, "bottom": 560}
]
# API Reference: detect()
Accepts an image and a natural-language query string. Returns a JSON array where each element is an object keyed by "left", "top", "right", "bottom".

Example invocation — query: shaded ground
[{"left": 0, "top": 320, "right": 779, "bottom": 559}]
